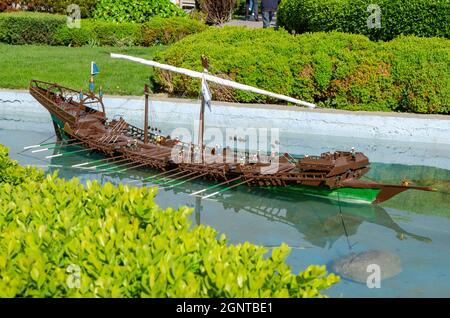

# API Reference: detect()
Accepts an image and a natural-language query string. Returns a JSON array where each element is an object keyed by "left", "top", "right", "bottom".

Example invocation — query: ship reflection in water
[
  {"left": 45, "top": 150, "right": 436, "bottom": 251},
  {"left": 185, "top": 187, "right": 432, "bottom": 250}
]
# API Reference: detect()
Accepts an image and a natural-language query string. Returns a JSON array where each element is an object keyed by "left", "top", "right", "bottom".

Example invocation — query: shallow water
[{"left": 1, "top": 120, "right": 450, "bottom": 298}]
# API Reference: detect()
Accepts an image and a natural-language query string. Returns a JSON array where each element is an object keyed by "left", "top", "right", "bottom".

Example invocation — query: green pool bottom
[{"left": 264, "top": 185, "right": 380, "bottom": 205}]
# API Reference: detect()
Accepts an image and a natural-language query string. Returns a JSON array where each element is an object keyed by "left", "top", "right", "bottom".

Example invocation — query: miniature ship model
[{"left": 29, "top": 54, "right": 434, "bottom": 204}]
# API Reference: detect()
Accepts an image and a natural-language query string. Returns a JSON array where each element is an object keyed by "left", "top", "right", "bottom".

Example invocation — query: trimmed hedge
[
  {"left": 141, "top": 17, "right": 207, "bottom": 46},
  {"left": 53, "top": 20, "right": 143, "bottom": 47},
  {"left": 154, "top": 27, "right": 450, "bottom": 114},
  {"left": 0, "top": 145, "right": 339, "bottom": 297},
  {"left": 278, "top": 0, "right": 450, "bottom": 41},
  {"left": 0, "top": 13, "right": 207, "bottom": 47},
  {"left": 0, "top": 12, "right": 66, "bottom": 45},
  {"left": 93, "top": 0, "right": 186, "bottom": 23}
]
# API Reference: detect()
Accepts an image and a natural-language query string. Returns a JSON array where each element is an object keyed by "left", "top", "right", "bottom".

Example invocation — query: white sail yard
[{"left": 110, "top": 53, "right": 316, "bottom": 109}]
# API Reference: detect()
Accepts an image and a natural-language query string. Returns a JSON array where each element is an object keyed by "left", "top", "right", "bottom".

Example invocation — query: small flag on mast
[
  {"left": 91, "top": 61, "right": 99, "bottom": 76},
  {"left": 201, "top": 76, "right": 212, "bottom": 111}
]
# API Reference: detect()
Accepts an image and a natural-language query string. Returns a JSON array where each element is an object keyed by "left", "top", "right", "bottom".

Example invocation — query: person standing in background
[
  {"left": 261, "top": 0, "right": 278, "bottom": 28},
  {"left": 246, "top": 0, "right": 259, "bottom": 21}
]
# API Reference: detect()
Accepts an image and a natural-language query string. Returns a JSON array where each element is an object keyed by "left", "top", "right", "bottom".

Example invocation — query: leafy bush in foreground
[
  {"left": 0, "top": 145, "right": 44, "bottom": 185},
  {"left": 154, "top": 27, "right": 450, "bottom": 114},
  {"left": 277, "top": 0, "right": 450, "bottom": 41},
  {"left": 0, "top": 146, "right": 338, "bottom": 297}
]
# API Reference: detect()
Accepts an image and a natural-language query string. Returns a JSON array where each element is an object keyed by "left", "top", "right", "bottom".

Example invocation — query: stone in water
[{"left": 332, "top": 250, "right": 402, "bottom": 283}]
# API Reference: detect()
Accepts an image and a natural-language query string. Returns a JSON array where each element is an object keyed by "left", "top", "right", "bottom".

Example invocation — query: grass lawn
[{"left": 0, "top": 44, "right": 166, "bottom": 96}]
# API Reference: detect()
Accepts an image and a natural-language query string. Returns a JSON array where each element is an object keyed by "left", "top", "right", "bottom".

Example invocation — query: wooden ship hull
[{"left": 29, "top": 78, "right": 434, "bottom": 205}]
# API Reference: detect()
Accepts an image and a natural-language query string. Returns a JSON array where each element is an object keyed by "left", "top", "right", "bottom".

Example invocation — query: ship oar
[
  {"left": 143, "top": 172, "right": 192, "bottom": 187},
  {"left": 23, "top": 139, "right": 77, "bottom": 150},
  {"left": 142, "top": 170, "right": 194, "bottom": 186},
  {"left": 144, "top": 169, "right": 189, "bottom": 183},
  {"left": 161, "top": 172, "right": 209, "bottom": 190},
  {"left": 31, "top": 141, "right": 85, "bottom": 153},
  {"left": 161, "top": 171, "right": 199, "bottom": 183},
  {"left": 72, "top": 155, "right": 125, "bottom": 168},
  {"left": 83, "top": 157, "right": 130, "bottom": 170},
  {"left": 129, "top": 168, "right": 180, "bottom": 184},
  {"left": 99, "top": 161, "right": 136, "bottom": 173},
  {"left": 190, "top": 176, "right": 243, "bottom": 196},
  {"left": 201, "top": 179, "right": 253, "bottom": 200},
  {"left": 115, "top": 162, "right": 149, "bottom": 174},
  {"left": 45, "top": 148, "right": 94, "bottom": 159}
]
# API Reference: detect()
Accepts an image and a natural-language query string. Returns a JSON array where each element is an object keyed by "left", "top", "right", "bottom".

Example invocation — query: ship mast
[
  {"left": 198, "top": 56, "right": 209, "bottom": 164},
  {"left": 144, "top": 84, "right": 149, "bottom": 144}
]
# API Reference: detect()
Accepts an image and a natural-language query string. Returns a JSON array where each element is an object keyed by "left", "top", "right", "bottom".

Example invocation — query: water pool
[{"left": 1, "top": 119, "right": 449, "bottom": 298}]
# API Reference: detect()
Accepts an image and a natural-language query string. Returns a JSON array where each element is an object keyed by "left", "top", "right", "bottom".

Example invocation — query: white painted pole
[
  {"left": 110, "top": 53, "right": 316, "bottom": 109},
  {"left": 46, "top": 154, "right": 63, "bottom": 159},
  {"left": 32, "top": 148, "right": 49, "bottom": 153}
]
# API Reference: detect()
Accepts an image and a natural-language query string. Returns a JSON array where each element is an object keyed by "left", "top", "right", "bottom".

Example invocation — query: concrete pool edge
[{"left": 1, "top": 90, "right": 449, "bottom": 145}]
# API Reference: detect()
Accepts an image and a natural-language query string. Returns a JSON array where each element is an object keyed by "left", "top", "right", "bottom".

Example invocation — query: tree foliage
[{"left": 277, "top": 0, "right": 450, "bottom": 41}]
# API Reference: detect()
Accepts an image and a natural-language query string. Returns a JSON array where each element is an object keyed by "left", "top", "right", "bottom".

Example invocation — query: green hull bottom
[
  {"left": 50, "top": 115, "right": 72, "bottom": 141},
  {"left": 264, "top": 185, "right": 381, "bottom": 205}
]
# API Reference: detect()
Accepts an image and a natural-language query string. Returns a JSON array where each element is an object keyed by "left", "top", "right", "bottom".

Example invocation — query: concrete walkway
[{"left": 222, "top": 16, "right": 278, "bottom": 29}]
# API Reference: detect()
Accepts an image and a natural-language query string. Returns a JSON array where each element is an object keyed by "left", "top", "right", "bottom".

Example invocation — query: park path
[{"left": 222, "top": 16, "right": 278, "bottom": 29}]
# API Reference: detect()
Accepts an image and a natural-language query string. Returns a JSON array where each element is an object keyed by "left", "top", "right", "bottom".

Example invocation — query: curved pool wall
[{"left": 1, "top": 90, "right": 450, "bottom": 170}]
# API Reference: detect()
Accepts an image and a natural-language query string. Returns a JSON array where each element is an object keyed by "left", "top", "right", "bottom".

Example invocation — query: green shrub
[
  {"left": 51, "top": 23, "right": 95, "bottom": 47},
  {"left": 154, "top": 27, "right": 450, "bottom": 114},
  {"left": 0, "top": 145, "right": 44, "bottom": 185},
  {"left": 0, "top": 12, "right": 66, "bottom": 45},
  {"left": 278, "top": 0, "right": 450, "bottom": 41},
  {"left": 53, "top": 19, "right": 143, "bottom": 47},
  {"left": 233, "top": 0, "right": 247, "bottom": 17},
  {"left": 0, "top": 12, "right": 206, "bottom": 47},
  {"left": 385, "top": 36, "right": 450, "bottom": 114},
  {"left": 53, "top": 17, "right": 206, "bottom": 47},
  {"left": 141, "top": 16, "right": 207, "bottom": 46},
  {"left": 93, "top": 0, "right": 186, "bottom": 23},
  {"left": 0, "top": 149, "right": 339, "bottom": 297}
]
